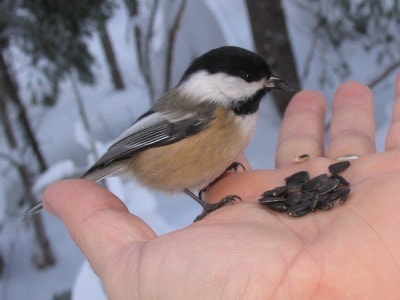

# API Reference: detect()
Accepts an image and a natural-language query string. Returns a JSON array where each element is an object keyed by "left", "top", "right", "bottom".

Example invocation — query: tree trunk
[
  {"left": 98, "top": 21, "right": 125, "bottom": 90},
  {"left": 125, "top": 0, "right": 159, "bottom": 100},
  {"left": 19, "top": 163, "right": 56, "bottom": 269},
  {"left": 0, "top": 94, "right": 55, "bottom": 269},
  {"left": 0, "top": 51, "right": 47, "bottom": 172},
  {"left": 0, "top": 91, "right": 17, "bottom": 148},
  {"left": 246, "top": 0, "right": 301, "bottom": 115},
  {"left": 164, "top": 0, "right": 187, "bottom": 91},
  {"left": 0, "top": 51, "right": 54, "bottom": 268}
]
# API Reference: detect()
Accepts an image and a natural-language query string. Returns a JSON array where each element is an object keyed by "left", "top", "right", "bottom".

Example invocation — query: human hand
[{"left": 43, "top": 75, "right": 400, "bottom": 299}]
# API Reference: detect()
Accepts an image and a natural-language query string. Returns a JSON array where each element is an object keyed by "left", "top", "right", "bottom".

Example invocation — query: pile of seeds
[{"left": 259, "top": 161, "right": 351, "bottom": 217}]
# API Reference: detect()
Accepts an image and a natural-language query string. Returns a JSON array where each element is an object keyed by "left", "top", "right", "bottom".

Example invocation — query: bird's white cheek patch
[{"left": 178, "top": 71, "right": 265, "bottom": 105}]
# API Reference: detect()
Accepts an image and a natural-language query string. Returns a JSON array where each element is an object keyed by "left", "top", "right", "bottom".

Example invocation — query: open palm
[{"left": 44, "top": 77, "right": 400, "bottom": 299}]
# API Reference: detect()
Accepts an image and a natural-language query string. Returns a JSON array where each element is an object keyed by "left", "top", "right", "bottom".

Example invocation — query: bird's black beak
[{"left": 265, "top": 76, "right": 295, "bottom": 93}]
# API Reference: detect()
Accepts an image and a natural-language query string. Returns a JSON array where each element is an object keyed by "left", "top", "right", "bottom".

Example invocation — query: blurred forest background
[{"left": 0, "top": 0, "right": 399, "bottom": 298}]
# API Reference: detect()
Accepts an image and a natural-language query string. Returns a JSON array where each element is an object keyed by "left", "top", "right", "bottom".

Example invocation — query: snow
[
  {"left": 0, "top": 0, "right": 397, "bottom": 299},
  {"left": 1, "top": 214, "right": 83, "bottom": 300},
  {"left": 32, "top": 160, "right": 77, "bottom": 194},
  {"left": 204, "top": 0, "right": 255, "bottom": 49},
  {"left": 72, "top": 263, "right": 107, "bottom": 300}
]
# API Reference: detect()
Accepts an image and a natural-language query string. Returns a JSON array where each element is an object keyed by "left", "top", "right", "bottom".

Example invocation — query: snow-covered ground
[{"left": 0, "top": 0, "right": 397, "bottom": 299}]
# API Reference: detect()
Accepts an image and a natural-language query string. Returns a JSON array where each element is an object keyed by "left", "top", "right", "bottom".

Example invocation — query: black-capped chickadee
[{"left": 24, "top": 46, "right": 292, "bottom": 221}]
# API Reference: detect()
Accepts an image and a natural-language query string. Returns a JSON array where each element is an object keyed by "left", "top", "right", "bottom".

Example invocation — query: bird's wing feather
[{"left": 82, "top": 110, "right": 211, "bottom": 179}]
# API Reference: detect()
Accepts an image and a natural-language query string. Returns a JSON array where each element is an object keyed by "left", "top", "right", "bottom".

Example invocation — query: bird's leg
[
  {"left": 185, "top": 161, "right": 245, "bottom": 221},
  {"left": 198, "top": 161, "right": 245, "bottom": 198},
  {"left": 184, "top": 189, "right": 241, "bottom": 222}
]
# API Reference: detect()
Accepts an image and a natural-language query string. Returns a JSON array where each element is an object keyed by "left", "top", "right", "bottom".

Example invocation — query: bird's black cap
[{"left": 180, "top": 46, "right": 272, "bottom": 83}]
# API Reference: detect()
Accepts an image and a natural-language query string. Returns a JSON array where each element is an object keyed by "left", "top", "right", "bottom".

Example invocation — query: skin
[{"left": 43, "top": 75, "right": 400, "bottom": 299}]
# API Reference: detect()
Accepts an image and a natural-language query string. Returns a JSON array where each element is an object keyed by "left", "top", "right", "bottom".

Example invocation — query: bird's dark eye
[{"left": 240, "top": 72, "right": 253, "bottom": 82}]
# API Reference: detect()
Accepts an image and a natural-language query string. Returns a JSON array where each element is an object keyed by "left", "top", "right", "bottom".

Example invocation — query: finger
[
  {"left": 385, "top": 73, "right": 400, "bottom": 150},
  {"left": 275, "top": 90, "right": 326, "bottom": 167},
  {"left": 327, "top": 81, "right": 375, "bottom": 159},
  {"left": 43, "top": 179, "right": 156, "bottom": 276}
]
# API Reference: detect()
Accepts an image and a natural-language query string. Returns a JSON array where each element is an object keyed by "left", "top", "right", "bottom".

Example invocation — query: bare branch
[
  {"left": 143, "top": 0, "right": 159, "bottom": 100},
  {"left": 164, "top": 0, "right": 187, "bottom": 91},
  {"left": 368, "top": 60, "right": 400, "bottom": 88},
  {"left": 69, "top": 72, "right": 99, "bottom": 160},
  {"left": 302, "top": 34, "right": 318, "bottom": 78},
  {"left": 0, "top": 51, "right": 48, "bottom": 172}
]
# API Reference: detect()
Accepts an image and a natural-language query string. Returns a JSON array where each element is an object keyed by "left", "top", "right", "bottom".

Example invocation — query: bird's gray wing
[{"left": 82, "top": 110, "right": 212, "bottom": 181}]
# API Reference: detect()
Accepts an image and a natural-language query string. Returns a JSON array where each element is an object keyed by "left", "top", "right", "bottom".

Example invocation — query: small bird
[{"left": 24, "top": 46, "right": 292, "bottom": 221}]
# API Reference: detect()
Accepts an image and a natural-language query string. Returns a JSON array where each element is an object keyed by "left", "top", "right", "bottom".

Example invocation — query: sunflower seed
[
  {"left": 285, "top": 193, "right": 301, "bottom": 206},
  {"left": 330, "top": 174, "right": 350, "bottom": 186},
  {"left": 326, "top": 189, "right": 345, "bottom": 201},
  {"left": 287, "top": 202, "right": 311, "bottom": 217},
  {"left": 259, "top": 161, "right": 351, "bottom": 218},
  {"left": 286, "top": 183, "right": 303, "bottom": 194},
  {"left": 302, "top": 174, "right": 329, "bottom": 192},
  {"left": 317, "top": 178, "right": 340, "bottom": 195},
  {"left": 336, "top": 154, "right": 359, "bottom": 161},
  {"left": 328, "top": 161, "right": 350, "bottom": 175},
  {"left": 259, "top": 196, "right": 285, "bottom": 205},
  {"left": 317, "top": 200, "right": 334, "bottom": 210},
  {"left": 261, "top": 185, "right": 287, "bottom": 197},
  {"left": 267, "top": 202, "right": 288, "bottom": 212},
  {"left": 285, "top": 171, "right": 310, "bottom": 184},
  {"left": 295, "top": 154, "right": 311, "bottom": 162},
  {"left": 339, "top": 188, "right": 351, "bottom": 203}
]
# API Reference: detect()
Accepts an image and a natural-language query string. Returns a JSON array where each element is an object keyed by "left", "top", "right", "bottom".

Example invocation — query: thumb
[{"left": 43, "top": 179, "right": 156, "bottom": 276}]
